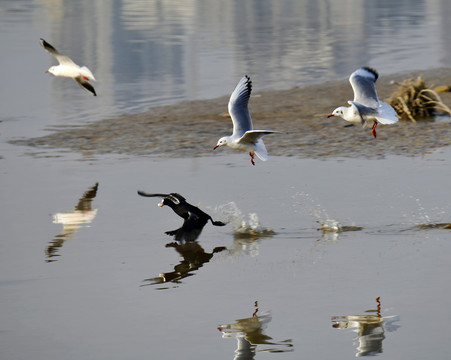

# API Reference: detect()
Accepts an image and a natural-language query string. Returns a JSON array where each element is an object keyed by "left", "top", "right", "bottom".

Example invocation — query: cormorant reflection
[
  {"left": 142, "top": 241, "right": 226, "bottom": 286},
  {"left": 46, "top": 183, "right": 99, "bottom": 262},
  {"left": 218, "top": 302, "right": 293, "bottom": 359},
  {"left": 331, "top": 297, "right": 400, "bottom": 357},
  {"left": 137, "top": 191, "right": 226, "bottom": 242}
]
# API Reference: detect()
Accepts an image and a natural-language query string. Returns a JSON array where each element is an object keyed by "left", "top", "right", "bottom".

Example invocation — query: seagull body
[
  {"left": 40, "top": 38, "right": 97, "bottom": 96},
  {"left": 137, "top": 191, "right": 226, "bottom": 241},
  {"left": 214, "top": 75, "right": 277, "bottom": 165},
  {"left": 328, "top": 67, "right": 397, "bottom": 137}
]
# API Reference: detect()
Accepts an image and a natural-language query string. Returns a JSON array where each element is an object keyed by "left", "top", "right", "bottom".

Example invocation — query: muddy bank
[{"left": 11, "top": 68, "right": 451, "bottom": 159}]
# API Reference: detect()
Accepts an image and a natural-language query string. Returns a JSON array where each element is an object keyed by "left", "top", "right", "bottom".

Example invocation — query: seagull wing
[
  {"left": 238, "top": 130, "right": 277, "bottom": 145},
  {"left": 349, "top": 67, "right": 380, "bottom": 108},
  {"left": 40, "top": 38, "right": 77, "bottom": 66},
  {"left": 228, "top": 75, "right": 253, "bottom": 137},
  {"left": 74, "top": 76, "right": 97, "bottom": 96}
]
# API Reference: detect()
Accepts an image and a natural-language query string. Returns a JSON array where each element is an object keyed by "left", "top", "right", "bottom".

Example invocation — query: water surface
[{"left": 1, "top": 1, "right": 451, "bottom": 359}]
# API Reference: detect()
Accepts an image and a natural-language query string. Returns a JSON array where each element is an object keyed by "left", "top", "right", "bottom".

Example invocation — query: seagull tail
[
  {"left": 376, "top": 102, "right": 398, "bottom": 124},
  {"left": 80, "top": 66, "right": 96, "bottom": 81},
  {"left": 254, "top": 139, "right": 269, "bottom": 161}
]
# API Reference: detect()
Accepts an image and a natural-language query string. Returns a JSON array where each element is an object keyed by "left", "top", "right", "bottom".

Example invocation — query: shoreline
[{"left": 11, "top": 68, "right": 451, "bottom": 159}]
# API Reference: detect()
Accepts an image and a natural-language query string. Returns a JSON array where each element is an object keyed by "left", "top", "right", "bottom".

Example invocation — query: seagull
[
  {"left": 137, "top": 191, "right": 226, "bottom": 241},
  {"left": 213, "top": 75, "right": 278, "bottom": 165},
  {"left": 328, "top": 67, "right": 398, "bottom": 138},
  {"left": 40, "top": 38, "right": 97, "bottom": 96}
]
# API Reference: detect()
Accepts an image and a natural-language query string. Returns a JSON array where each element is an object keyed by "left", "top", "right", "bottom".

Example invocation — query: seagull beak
[
  {"left": 158, "top": 200, "right": 164, "bottom": 207},
  {"left": 213, "top": 145, "right": 219, "bottom": 150},
  {"left": 45, "top": 70, "right": 49, "bottom": 73},
  {"left": 327, "top": 114, "right": 335, "bottom": 118}
]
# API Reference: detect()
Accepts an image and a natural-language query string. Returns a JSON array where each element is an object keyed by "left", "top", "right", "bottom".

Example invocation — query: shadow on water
[
  {"left": 331, "top": 297, "right": 400, "bottom": 357},
  {"left": 218, "top": 301, "right": 294, "bottom": 359},
  {"left": 46, "top": 183, "right": 99, "bottom": 262}
]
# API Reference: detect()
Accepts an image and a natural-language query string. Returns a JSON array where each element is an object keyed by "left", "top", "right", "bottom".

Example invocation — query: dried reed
[{"left": 387, "top": 76, "right": 451, "bottom": 122}]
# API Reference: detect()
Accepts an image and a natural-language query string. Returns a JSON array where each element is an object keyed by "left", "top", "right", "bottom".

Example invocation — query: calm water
[{"left": 1, "top": 1, "right": 451, "bottom": 359}]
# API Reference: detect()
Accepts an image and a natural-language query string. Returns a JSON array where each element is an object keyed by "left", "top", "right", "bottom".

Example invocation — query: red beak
[
  {"left": 327, "top": 114, "right": 334, "bottom": 118},
  {"left": 213, "top": 145, "right": 219, "bottom": 150}
]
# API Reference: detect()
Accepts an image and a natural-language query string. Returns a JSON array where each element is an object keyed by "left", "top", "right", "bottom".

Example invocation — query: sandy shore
[{"left": 11, "top": 68, "right": 451, "bottom": 159}]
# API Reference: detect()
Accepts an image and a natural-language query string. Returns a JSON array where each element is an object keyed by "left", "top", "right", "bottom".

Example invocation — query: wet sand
[{"left": 11, "top": 68, "right": 451, "bottom": 159}]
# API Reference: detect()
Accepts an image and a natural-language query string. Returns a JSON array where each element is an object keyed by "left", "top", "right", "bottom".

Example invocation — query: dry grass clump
[{"left": 388, "top": 76, "right": 451, "bottom": 122}]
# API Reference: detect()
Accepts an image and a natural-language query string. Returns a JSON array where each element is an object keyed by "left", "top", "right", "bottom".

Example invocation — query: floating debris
[
  {"left": 317, "top": 219, "right": 363, "bottom": 233},
  {"left": 415, "top": 222, "right": 451, "bottom": 230},
  {"left": 388, "top": 76, "right": 451, "bottom": 122}
]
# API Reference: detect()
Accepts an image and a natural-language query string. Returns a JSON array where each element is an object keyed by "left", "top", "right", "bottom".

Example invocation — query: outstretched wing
[
  {"left": 137, "top": 191, "right": 185, "bottom": 205},
  {"left": 349, "top": 67, "right": 379, "bottom": 108},
  {"left": 238, "top": 130, "right": 277, "bottom": 145},
  {"left": 40, "top": 38, "right": 76, "bottom": 66},
  {"left": 228, "top": 75, "right": 253, "bottom": 137},
  {"left": 74, "top": 76, "right": 97, "bottom": 96}
]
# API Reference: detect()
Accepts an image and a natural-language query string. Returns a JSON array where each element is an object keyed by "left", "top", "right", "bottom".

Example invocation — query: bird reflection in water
[
  {"left": 138, "top": 191, "right": 227, "bottom": 287},
  {"left": 331, "top": 297, "right": 400, "bottom": 357},
  {"left": 46, "top": 183, "right": 99, "bottom": 262},
  {"left": 142, "top": 241, "right": 226, "bottom": 287},
  {"left": 218, "top": 301, "right": 294, "bottom": 359}
]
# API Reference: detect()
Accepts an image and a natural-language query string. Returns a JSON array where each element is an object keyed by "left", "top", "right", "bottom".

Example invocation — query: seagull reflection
[
  {"left": 331, "top": 297, "right": 400, "bottom": 357},
  {"left": 218, "top": 302, "right": 293, "bottom": 359},
  {"left": 46, "top": 183, "right": 99, "bottom": 262},
  {"left": 137, "top": 191, "right": 226, "bottom": 242},
  {"left": 142, "top": 241, "right": 226, "bottom": 287}
]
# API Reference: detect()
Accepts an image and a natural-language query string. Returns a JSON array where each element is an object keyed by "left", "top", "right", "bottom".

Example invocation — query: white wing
[
  {"left": 40, "top": 38, "right": 77, "bottom": 66},
  {"left": 228, "top": 75, "right": 253, "bottom": 137},
  {"left": 238, "top": 130, "right": 276, "bottom": 145},
  {"left": 349, "top": 67, "right": 379, "bottom": 108}
]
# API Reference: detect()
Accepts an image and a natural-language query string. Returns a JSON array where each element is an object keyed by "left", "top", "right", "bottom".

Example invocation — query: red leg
[
  {"left": 371, "top": 120, "right": 378, "bottom": 138},
  {"left": 249, "top": 152, "right": 255, "bottom": 166}
]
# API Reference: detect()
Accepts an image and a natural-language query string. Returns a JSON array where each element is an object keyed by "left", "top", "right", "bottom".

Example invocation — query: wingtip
[
  {"left": 360, "top": 66, "right": 379, "bottom": 81},
  {"left": 243, "top": 74, "right": 252, "bottom": 92}
]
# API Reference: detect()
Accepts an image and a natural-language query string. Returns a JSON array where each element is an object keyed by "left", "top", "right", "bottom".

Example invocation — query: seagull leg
[
  {"left": 371, "top": 120, "right": 378, "bottom": 138},
  {"left": 249, "top": 152, "right": 255, "bottom": 166}
]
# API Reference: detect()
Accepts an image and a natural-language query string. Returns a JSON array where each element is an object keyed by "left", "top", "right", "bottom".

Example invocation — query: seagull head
[
  {"left": 45, "top": 66, "right": 57, "bottom": 76},
  {"left": 328, "top": 107, "right": 346, "bottom": 119},
  {"left": 213, "top": 137, "right": 228, "bottom": 150}
]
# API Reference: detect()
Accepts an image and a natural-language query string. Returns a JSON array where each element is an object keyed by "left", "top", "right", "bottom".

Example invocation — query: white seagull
[
  {"left": 40, "top": 38, "right": 97, "bottom": 96},
  {"left": 213, "top": 75, "right": 277, "bottom": 165},
  {"left": 328, "top": 67, "right": 398, "bottom": 138}
]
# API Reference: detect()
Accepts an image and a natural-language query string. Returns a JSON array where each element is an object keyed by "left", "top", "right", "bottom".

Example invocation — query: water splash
[
  {"left": 294, "top": 192, "right": 362, "bottom": 233},
  {"left": 411, "top": 197, "right": 451, "bottom": 229},
  {"left": 213, "top": 202, "right": 275, "bottom": 238}
]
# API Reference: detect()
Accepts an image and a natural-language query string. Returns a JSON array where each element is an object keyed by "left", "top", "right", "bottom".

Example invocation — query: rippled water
[{"left": 1, "top": 1, "right": 451, "bottom": 360}]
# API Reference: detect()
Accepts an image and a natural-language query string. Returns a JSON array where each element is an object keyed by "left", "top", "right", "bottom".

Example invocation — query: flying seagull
[
  {"left": 40, "top": 38, "right": 97, "bottom": 96},
  {"left": 328, "top": 67, "right": 398, "bottom": 137},
  {"left": 137, "top": 191, "right": 226, "bottom": 241},
  {"left": 213, "top": 75, "right": 278, "bottom": 165}
]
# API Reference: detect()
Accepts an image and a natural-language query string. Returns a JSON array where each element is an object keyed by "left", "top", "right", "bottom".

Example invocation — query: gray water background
[{"left": 1, "top": 1, "right": 451, "bottom": 359}]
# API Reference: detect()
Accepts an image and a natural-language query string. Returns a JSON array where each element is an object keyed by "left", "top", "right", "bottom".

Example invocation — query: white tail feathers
[
  {"left": 80, "top": 66, "right": 96, "bottom": 81},
  {"left": 376, "top": 102, "right": 398, "bottom": 124},
  {"left": 254, "top": 139, "right": 268, "bottom": 161}
]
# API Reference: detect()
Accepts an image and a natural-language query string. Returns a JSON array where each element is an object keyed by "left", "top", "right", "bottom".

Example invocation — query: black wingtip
[
  {"left": 244, "top": 74, "right": 252, "bottom": 93},
  {"left": 361, "top": 67, "right": 379, "bottom": 81}
]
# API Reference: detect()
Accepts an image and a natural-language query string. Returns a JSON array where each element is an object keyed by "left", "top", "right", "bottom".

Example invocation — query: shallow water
[
  {"left": 1, "top": 150, "right": 451, "bottom": 359},
  {"left": 1, "top": 1, "right": 451, "bottom": 359}
]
